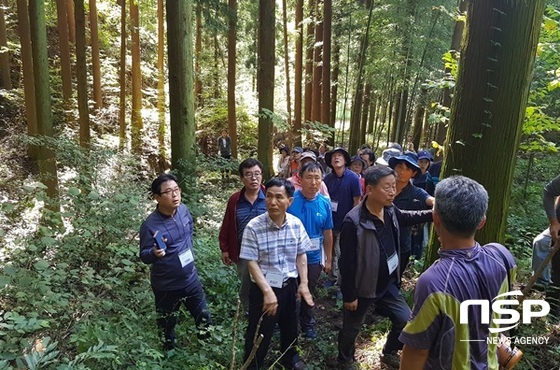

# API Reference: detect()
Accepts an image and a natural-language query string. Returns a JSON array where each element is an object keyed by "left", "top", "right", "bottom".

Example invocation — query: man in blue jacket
[{"left": 139, "top": 173, "right": 212, "bottom": 350}]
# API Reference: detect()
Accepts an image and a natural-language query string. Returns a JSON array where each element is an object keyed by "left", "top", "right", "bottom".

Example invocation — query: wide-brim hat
[
  {"left": 325, "top": 147, "right": 351, "bottom": 169},
  {"left": 388, "top": 154, "right": 422, "bottom": 179}
]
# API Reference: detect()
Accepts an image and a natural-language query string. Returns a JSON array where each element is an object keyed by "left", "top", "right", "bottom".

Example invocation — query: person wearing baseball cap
[
  {"left": 323, "top": 147, "right": 362, "bottom": 292},
  {"left": 289, "top": 147, "right": 304, "bottom": 177},
  {"left": 413, "top": 150, "right": 433, "bottom": 193},
  {"left": 389, "top": 153, "right": 434, "bottom": 272},
  {"left": 288, "top": 151, "right": 330, "bottom": 198}
]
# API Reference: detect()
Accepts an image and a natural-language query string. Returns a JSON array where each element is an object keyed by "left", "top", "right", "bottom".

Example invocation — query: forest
[{"left": 0, "top": 0, "right": 559, "bottom": 368}]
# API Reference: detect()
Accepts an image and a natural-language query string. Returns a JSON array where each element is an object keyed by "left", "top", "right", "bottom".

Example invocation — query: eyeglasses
[
  {"left": 160, "top": 188, "right": 181, "bottom": 196},
  {"left": 243, "top": 172, "right": 262, "bottom": 179}
]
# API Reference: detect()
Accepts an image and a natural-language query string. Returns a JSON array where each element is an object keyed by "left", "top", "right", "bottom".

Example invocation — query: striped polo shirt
[{"left": 399, "top": 243, "right": 517, "bottom": 370}]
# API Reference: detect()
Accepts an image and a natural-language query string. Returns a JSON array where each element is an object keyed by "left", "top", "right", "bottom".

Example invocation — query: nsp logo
[{"left": 459, "top": 290, "right": 550, "bottom": 333}]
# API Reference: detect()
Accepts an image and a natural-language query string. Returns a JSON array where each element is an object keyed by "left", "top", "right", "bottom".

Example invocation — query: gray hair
[
  {"left": 363, "top": 166, "right": 396, "bottom": 187},
  {"left": 434, "top": 176, "right": 488, "bottom": 237}
]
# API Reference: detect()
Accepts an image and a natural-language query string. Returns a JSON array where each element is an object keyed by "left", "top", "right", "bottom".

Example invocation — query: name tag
[
  {"left": 179, "top": 249, "right": 194, "bottom": 267},
  {"left": 266, "top": 271, "right": 283, "bottom": 288},
  {"left": 331, "top": 201, "right": 339, "bottom": 212},
  {"left": 387, "top": 252, "right": 399, "bottom": 275},
  {"left": 309, "top": 238, "right": 321, "bottom": 252}
]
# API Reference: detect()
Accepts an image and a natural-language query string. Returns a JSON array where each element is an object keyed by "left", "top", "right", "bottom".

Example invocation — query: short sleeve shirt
[
  {"left": 287, "top": 191, "right": 334, "bottom": 264},
  {"left": 239, "top": 212, "right": 312, "bottom": 280},
  {"left": 324, "top": 168, "right": 362, "bottom": 231},
  {"left": 399, "top": 243, "right": 517, "bottom": 370}
]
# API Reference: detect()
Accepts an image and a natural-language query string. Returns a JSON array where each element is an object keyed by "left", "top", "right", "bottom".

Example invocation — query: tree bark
[
  {"left": 17, "top": 0, "right": 37, "bottom": 158},
  {"left": 310, "top": 1, "right": 322, "bottom": 124},
  {"left": 282, "top": 0, "right": 292, "bottom": 137},
  {"left": 55, "top": 0, "right": 72, "bottom": 101},
  {"left": 89, "top": 0, "right": 102, "bottom": 109},
  {"left": 74, "top": 0, "right": 90, "bottom": 149},
  {"left": 118, "top": 0, "right": 126, "bottom": 150},
  {"left": 29, "top": 0, "right": 60, "bottom": 206},
  {"left": 167, "top": 0, "right": 196, "bottom": 176},
  {"left": 321, "top": 0, "right": 331, "bottom": 129},
  {"left": 227, "top": 0, "right": 238, "bottom": 158},
  {"left": 157, "top": 0, "right": 166, "bottom": 159},
  {"left": 425, "top": 0, "right": 546, "bottom": 267},
  {"left": 0, "top": 0, "right": 11, "bottom": 89},
  {"left": 130, "top": 0, "right": 143, "bottom": 154},
  {"left": 360, "top": 82, "right": 371, "bottom": 145},
  {"left": 438, "top": 0, "right": 467, "bottom": 147},
  {"left": 195, "top": 3, "right": 202, "bottom": 108},
  {"left": 293, "top": 0, "right": 303, "bottom": 147},
  {"left": 258, "top": 0, "right": 275, "bottom": 179},
  {"left": 65, "top": 0, "right": 75, "bottom": 44},
  {"left": 410, "top": 88, "right": 427, "bottom": 151},
  {"left": 303, "top": 0, "right": 314, "bottom": 125},
  {"left": 329, "top": 41, "right": 340, "bottom": 145}
]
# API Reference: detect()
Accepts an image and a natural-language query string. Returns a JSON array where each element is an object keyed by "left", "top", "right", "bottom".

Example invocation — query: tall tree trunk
[
  {"left": 410, "top": 88, "right": 427, "bottom": 151},
  {"left": 74, "top": 0, "right": 90, "bottom": 149},
  {"left": 258, "top": 0, "right": 275, "bottom": 179},
  {"left": 130, "top": 0, "right": 143, "bottom": 154},
  {"left": 310, "top": 0, "right": 322, "bottom": 124},
  {"left": 348, "top": 1, "right": 373, "bottom": 154},
  {"left": 321, "top": 0, "right": 331, "bottom": 128},
  {"left": 195, "top": 3, "right": 202, "bottom": 108},
  {"left": 0, "top": 0, "right": 11, "bottom": 89},
  {"left": 359, "top": 83, "right": 371, "bottom": 146},
  {"left": 157, "top": 0, "right": 166, "bottom": 159},
  {"left": 227, "top": 0, "right": 238, "bottom": 158},
  {"left": 329, "top": 41, "right": 340, "bottom": 145},
  {"left": 17, "top": 0, "right": 37, "bottom": 159},
  {"left": 425, "top": 0, "right": 546, "bottom": 268},
  {"left": 89, "top": 0, "right": 102, "bottom": 109},
  {"left": 55, "top": 0, "right": 72, "bottom": 101},
  {"left": 29, "top": 0, "right": 60, "bottom": 207},
  {"left": 119, "top": 0, "right": 126, "bottom": 150},
  {"left": 167, "top": 0, "right": 196, "bottom": 176},
  {"left": 282, "top": 0, "right": 292, "bottom": 135},
  {"left": 303, "top": 0, "right": 314, "bottom": 125},
  {"left": 438, "top": 0, "right": 467, "bottom": 147},
  {"left": 65, "top": 0, "right": 75, "bottom": 43},
  {"left": 367, "top": 92, "right": 376, "bottom": 134},
  {"left": 293, "top": 0, "right": 303, "bottom": 147},
  {"left": 213, "top": 33, "right": 220, "bottom": 99}
]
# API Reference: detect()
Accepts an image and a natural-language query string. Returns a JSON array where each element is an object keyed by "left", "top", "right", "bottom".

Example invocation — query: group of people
[{"left": 138, "top": 141, "right": 558, "bottom": 370}]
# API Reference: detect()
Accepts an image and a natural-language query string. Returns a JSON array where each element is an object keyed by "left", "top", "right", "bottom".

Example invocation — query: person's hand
[
  {"left": 262, "top": 290, "right": 278, "bottom": 316},
  {"left": 297, "top": 283, "right": 315, "bottom": 307},
  {"left": 550, "top": 220, "right": 560, "bottom": 243},
  {"left": 344, "top": 299, "right": 358, "bottom": 311},
  {"left": 323, "top": 259, "right": 332, "bottom": 274},
  {"left": 221, "top": 252, "right": 232, "bottom": 265},
  {"left": 153, "top": 246, "right": 166, "bottom": 258}
]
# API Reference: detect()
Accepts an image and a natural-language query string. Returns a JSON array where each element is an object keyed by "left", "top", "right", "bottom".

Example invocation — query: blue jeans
[
  {"left": 153, "top": 280, "right": 212, "bottom": 344},
  {"left": 532, "top": 228, "right": 552, "bottom": 285},
  {"left": 338, "top": 285, "right": 411, "bottom": 363}
]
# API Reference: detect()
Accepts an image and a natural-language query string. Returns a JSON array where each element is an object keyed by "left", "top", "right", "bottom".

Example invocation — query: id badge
[
  {"left": 309, "top": 238, "right": 321, "bottom": 252},
  {"left": 179, "top": 249, "right": 194, "bottom": 267},
  {"left": 387, "top": 252, "right": 399, "bottom": 275},
  {"left": 266, "top": 272, "right": 283, "bottom": 288},
  {"left": 331, "top": 201, "right": 339, "bottom": 212}
]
